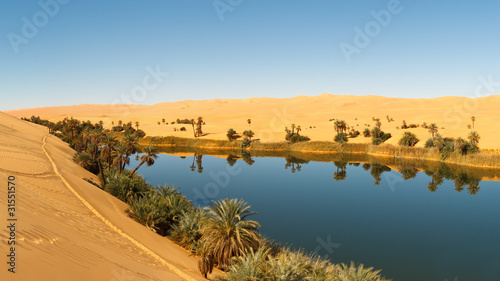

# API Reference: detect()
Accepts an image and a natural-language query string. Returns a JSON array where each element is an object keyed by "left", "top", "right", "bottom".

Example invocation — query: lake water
[{"left": 129, "top": 151, "right": 500, "bottom": 281}]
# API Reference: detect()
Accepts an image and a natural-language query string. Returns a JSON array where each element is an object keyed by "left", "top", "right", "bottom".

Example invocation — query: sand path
[
  {"left": 41, "top": 135, "right": 198, "bottom": 281},
  {"left": 0, "top": 112, "right": 214, "bottom": 281}
]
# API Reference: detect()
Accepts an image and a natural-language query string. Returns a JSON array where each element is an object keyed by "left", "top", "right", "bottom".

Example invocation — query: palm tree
[
  {"left": 200, "top": 199, "right": 261, "bottom": 267},
  {"left": 73, "top": 151, "right": 93, "bottom": 170},
  {"left": 371, "top": 126, "right": 382, "bottom": 138},
  {"left": 333, "top": 120, "right": 345, "bottom": 135},
  {"left": 66, "top": 117, "right": 79, "bottom": 142},
  {"left": 118, "top": 120, "right": 123, "bottom": 127},
  {"left": 194, "top": 241, "right": 214, "bottom": 279},
  {"left": 88, "top": 128, "right": 103, "bottom": 154},
  {"left": 471, "top": 116, "right": 476, "bottom": 129},
  {"left": 162, "top": 118, "right": 165, "bottom": 124},
  {"left": 243, "top": 130, "right": 255, "bottom": 140},
  {"left": 122, "top": 133, "right": 139, "bottom": 156},
  {"left": 247, "top": 119, "right": 251, "bottom": 126},
  {"left": 427, "top": 181, "right": 438, "bottom": 192},
  {"left": 296, "top": 125, "right": 302, "bottom": 135},
  {"left": 190, "top": 156, "right": 196, "bottom": 171},
  {"left": 190, "top": 119, "right": 196, "bottom": 137},
  {"left": 129, "top": 146, "right": 158, "bottom": 177},
  {"left": 340, "top": 120, "right": 347, "bottom": 133},
  {"left": 291, "top": 124, "right": 296, "bottom": 135},
  {"left": 196, "top": 117, "right": 204, "bottom": 137},
  {"left": 227, "top": 128, "right": 238, "bottom": 141},
  {"left": 101, "top": 133, "right": 118, "bottom": 169},
  {"left": 135, "top": 121, "right": 139, "bottom": 130},
  {"left": 468, "top": 131, "right": 480, "bottom": 144},
  {"left": 467, "top": 182, "right": 480, "bottom": 195},
  {"left": 112, "top": 144, "right": 130, "bottom": 173},
  {"left": 428, "top": 123, "right": 438, "bottom": 138}
]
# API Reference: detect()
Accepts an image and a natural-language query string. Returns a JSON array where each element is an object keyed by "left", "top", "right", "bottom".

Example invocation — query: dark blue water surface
[{"left": 130, "top": 153, "right": 500, "bottom": 281}]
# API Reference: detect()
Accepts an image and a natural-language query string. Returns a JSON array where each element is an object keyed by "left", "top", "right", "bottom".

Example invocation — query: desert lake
[{"left": 130, "top": 150, "right": 500, "bottom": 281}]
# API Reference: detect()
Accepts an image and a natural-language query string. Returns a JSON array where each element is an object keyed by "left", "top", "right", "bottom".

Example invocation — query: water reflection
[
  {"left": 285, "top": 156, "right": 309, "bottom": 173},
  {"left": 189, "top": 154, "right": 204, "bottom": 173},
  {"left": 333, "top": 161, "right": 347, "bottom": 181},
  {"left": 160, "top": 147, "right": 496, "bottom": 196}
]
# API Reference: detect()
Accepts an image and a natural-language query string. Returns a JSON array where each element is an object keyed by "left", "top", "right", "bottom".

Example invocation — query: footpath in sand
[{"left": 0, "top": 112, "right": 213, "bottom": 280}]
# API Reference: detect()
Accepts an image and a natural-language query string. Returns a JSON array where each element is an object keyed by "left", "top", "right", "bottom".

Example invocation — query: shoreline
[{"left": 142, "top": 136, "right": 500, "bottom": 170}]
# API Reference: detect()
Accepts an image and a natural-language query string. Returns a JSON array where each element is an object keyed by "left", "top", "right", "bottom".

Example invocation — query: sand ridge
[
  {"left": 7, "top": 93, "right": 500, "bottom": 149},
  {"left": 0, "top": 112, "right": 211, "bottom": 281}
]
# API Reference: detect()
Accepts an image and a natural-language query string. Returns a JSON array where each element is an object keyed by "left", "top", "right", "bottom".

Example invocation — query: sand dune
[
  {"left": 7, "top": 94, "right": 500, "bottom": 150},
  {"left": 0, "top": 112, "right": 214, "bottom": 281}
]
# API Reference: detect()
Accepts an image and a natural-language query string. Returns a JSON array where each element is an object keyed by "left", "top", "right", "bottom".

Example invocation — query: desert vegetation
[
  {"left": 24, "top": 115, "right": 392, "bottom": 280},
  {"left": 285, "top": 124, "right": 310, "bottom": 143}
]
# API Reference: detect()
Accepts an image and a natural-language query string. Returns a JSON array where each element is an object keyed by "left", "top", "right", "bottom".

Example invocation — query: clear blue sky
[{"left": 1, "top": 0, "right": 499, "bottom": 110}]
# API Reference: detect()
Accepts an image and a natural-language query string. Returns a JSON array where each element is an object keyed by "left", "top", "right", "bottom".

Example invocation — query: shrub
[
  {"left": 290, "top": 134, "right": 310, "bottom": 144},
  {"left": 363, "top": 128, "right": 371, "bottom": 137},
  {"left": 127, "top": 192, "right": 168, "bottom": 232},
  {"left": 334, "top": 133, "right": 348, "bottom": 143},
  {"left": 227, "top": 128, "right": 239, "bottom": 141},
  {"left": 425, "top": 138, "right": 434, "bottom": 148},
  {"left": 371, "top": 127, "right": 382, "bottom": 138},
  {"left": 372, "top": 132, "right": 391, "bottom": 145},
  {"left": 170, "top": 209, "right": 206, "bottom": 250},
  {"left": 135, "top": 129, "right": 146, "bottom": 138},
  {"left": 216, "top": 247, "right": 391, "bottom": 281},
  {"left": 105, "top": 169, "right": 152, "bottom": 203},
  {"left": 440, "top": 141, "right": 455, "bottom": 160},
  {"left": 240, "top": 137, "right": 251, "bottom": 149},
  {"left": 243, "top": 130, "right": 255, "bottom": 140},
  {"left": 349, "top": 130, "right": 360, "bottom": 138},
  {"left": 180, "top": 127, "right": 187, "bottom": 131},
  {"left": 112, "top": 125, "right": 125, "bottom": 132},
  {"left": 398, "top": 132, "right": 419, "bottom": 147}
]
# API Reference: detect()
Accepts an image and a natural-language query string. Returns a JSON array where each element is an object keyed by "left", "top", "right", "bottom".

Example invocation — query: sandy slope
[
  {"left": 7, "top": 94, "right": 500, "bottom": 150},
  {"left": 0, "top": 112, "right": 215, "bottom": 281}
]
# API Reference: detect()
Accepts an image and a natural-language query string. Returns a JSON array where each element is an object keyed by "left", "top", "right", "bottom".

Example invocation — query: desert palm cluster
[{"left": 24, "top": 115, "right": 391, "bottom": 280}]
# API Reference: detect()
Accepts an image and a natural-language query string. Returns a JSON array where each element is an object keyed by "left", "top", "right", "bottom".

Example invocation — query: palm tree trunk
[
  {"left": 129, "top": 160, "right": 145, "bottom": 177},
  {"left": 98, "top": 158, "right": 106, "bottom": 189}
]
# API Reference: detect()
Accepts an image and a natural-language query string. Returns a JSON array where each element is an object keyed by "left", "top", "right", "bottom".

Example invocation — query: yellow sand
[
  {"left": 6, "top": 94, "right": 499, "bottom": 149},
  {"left": 0, "top": 111, "right": 216, "bottom": 281}
]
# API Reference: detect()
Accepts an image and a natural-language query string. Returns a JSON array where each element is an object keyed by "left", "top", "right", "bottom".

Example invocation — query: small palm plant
[
  {"left": 200, "top": 199, "right": 261, "bottom": 267},
  {"left": 194, "top": 241, "right": 214, "bottom": 279},
  {"left": 337, "top": 261, "right": 390, "bottom": 281},
  {"left": 428, "top": 123, "right": 438, "bottom": 138},
  {"left": 468, "top": 131, "right": 480, "bottom": 144}
]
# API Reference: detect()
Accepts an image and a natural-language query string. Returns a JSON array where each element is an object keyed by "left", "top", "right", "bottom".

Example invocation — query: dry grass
[{"left": 143, "top": 136, "right": 500, "bottom": 169}]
